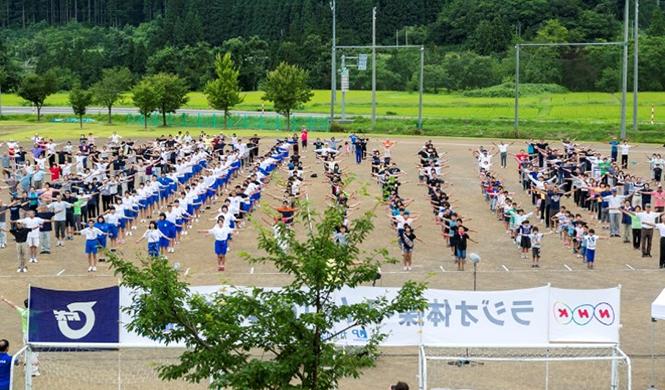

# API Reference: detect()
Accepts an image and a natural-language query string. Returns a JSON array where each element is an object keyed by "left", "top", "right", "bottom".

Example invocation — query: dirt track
[{"left": 2, "top": 136, "right": 664, "bottom": 389}]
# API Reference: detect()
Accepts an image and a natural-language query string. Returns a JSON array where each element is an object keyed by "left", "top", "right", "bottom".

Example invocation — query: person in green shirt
[
  {"left": 72, "top": 197, "right": 85, "bottom": 232},
  {"left": 598, "top": 157, "right": 611, "bottom": 177},
  {"left": 621, "top": 204, "right": 643, "bottom": 250},
  {"left": 0, "top": 296, "right": 40, "bottom": 377}
]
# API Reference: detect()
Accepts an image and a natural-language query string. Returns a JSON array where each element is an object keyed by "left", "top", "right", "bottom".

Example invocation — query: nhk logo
[{"left": 553, "top": 302, "right": 615, "bottom": 326}]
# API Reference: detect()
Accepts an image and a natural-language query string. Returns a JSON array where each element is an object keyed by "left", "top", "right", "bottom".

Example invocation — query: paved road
[
  {"left": 0, "top": 105, "right": 330, "bottom": 118},
  {"left": 0, "top": 105, "right": 424, "bottom": 121}
]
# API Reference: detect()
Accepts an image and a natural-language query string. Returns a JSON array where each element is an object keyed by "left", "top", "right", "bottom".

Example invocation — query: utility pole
[
  {"left": 418, "top": 46, "right": 424, "bottom": 130},
  {"left": 514, "top": 44, "right": 520, "bottom": 136},
  {"left": 330, "top": 0, "right": 336, "bottom": 127},
  {"left": 371, "top": 7, "right": 377, "bottom": 127},
  {"left": 620, "top": 0, "right": 629, "bottom": 139},
  {"left": 633, "top": 0, "right": 639, "bottom": 132},
  {"left": 341, "top": 54, "right": 346, "bottom": 121}
]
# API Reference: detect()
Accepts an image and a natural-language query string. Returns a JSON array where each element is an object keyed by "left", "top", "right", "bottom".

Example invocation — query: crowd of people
[
  {"left": 0, "top": 130, "right": 298, "bottom": 273},
  {"left": 475, "top": 137, "right": 665, "bottom": 269}
]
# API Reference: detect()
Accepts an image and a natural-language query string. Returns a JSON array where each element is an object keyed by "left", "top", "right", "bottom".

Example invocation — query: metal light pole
[
  {"left": 620, "top": 0, "right": 630, "bottom": 139},
  {"left": 341, "top": 54, "right": 346, "bottom": 121},
  {"left": 514, "top": 44, "right": 520, "bottom": 136},
  {"left": 371, "top": 7, "right": 377, "bottom": 128},
  {"left": 418, "top": 45, "right": 424, "bottom": 130},
  {"left": 330, "top": 0, "right": 336, "bottom": 126},
  {"left": 633, "top": 0, "right": 639, "bottom": 132}
]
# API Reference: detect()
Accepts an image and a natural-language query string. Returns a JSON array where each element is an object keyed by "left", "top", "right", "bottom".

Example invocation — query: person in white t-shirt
[
  {"left": 492, "top": 141, "right": 514, "bottom": 168},
  {"left": 198, "top": 217, "right": 234, "bottom": 271},
  {"left": 136, "top": 221, "right": 168, "bottom": 258},
  {"left": 619, "top": 140, "right": 637, "bottom": 169},
  {"left": 584, "top": 228, "right": 608, "bottom": 269},
  {"left": 627, "top": 204, "right": 665, "bottom": 257},
  {"left": 641, "top": 220, "right": 665, "bottom": 268},
  {"left": 18, "top": 210, "right": 47, "bottom": 263},
  {"left": 79, "top": 219, "right": 107, "bottom": 272}
]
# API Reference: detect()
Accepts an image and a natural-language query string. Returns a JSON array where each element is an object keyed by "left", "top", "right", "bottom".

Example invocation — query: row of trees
[
  {"left": 18, "top": 54, "right": 314, "bottom": 132},
  {"left": 3, "top": 2, "right": 665, "bottom": 94}
]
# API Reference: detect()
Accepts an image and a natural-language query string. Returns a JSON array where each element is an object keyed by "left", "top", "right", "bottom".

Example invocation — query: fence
[{"left": 125, "top": 113, "right": 330, "bottom": 131}]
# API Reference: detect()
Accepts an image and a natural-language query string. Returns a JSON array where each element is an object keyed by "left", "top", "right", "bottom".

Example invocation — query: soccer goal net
[
  {"left": 418, "top": 344, "right": 631, "bottom": 390},
  {"left": 12, "top": 346, "right": 208, "bottom": 390}
]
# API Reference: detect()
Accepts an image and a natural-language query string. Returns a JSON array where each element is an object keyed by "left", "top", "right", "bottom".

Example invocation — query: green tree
[
  {"left": 648, "top": 8, "right": 665, "bottom": 36},
  {"left": 204, "top": 52, "right": 244, "bottom": 128},
  {"left": 69, "top": 85, "right": 93, "bottom": 129},
  {"left": 17, "top": 71, "right": 58, "bottom": 121},
  {"left": 261, "top": 62, "right": 313, "bottom": 132},
  {"left": 440, "top": 52, "right": 501, "bottom": 91},
  {"left": 91, "top": 67, "right": 133, "bottom": 124},
  {"left": 147, "top": 73, "right": 189, "bottom": 127},
  {"left": 131, "top": 79, "right": 159, "bottom": 129},
  {"left": 109, "top": 202, "right": 426, "bottom": 390}
]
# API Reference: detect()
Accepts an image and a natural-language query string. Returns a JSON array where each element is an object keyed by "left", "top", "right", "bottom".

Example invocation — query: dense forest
[{"left": 1, "top": 0, "right": 665, "bottom": 94}]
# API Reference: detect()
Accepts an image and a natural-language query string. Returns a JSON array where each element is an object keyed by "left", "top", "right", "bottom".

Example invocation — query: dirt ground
[{"left": 2, "top": 135, "right": 665, "bottom": 389}]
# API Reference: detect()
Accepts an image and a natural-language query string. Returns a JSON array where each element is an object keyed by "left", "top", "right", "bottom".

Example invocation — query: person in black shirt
[
  {"left": 36, "top": 206, "right": 55, "bottom": 254},
  {"left": 63, "top": 191, "right": 78, "bottom": 239},
  {"left": 7, "top": 222, "right": 30, "bottom": 272},
  {"left": 249, "top": 135, "right": 260, "bottom": 159}
]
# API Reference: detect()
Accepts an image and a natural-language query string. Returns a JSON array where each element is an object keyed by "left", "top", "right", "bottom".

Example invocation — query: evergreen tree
[{"left": 204, "top": 52, "right": 244, "bottom": 128}]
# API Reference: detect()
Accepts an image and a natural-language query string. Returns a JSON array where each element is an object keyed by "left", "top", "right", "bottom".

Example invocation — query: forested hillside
[{"left": 1, "top": 0, "right": 665, "bottom": 93}]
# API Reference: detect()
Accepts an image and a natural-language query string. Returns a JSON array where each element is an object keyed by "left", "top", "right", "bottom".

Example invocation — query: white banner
[
  {"left": 119, "top": 285, "right": 224, "bottom": 347},
  {"left": 118, "top": 285, "right": 620, "bottom": 348},
  {"left": 548, "top": 287, "right": 620, "bottom": 343}
]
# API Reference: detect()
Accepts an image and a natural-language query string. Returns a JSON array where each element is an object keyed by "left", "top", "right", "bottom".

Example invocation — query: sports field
[
  {"left": 2, "top": 89, "right": 663, "bottom": 123},
  {"left": 1, "top": 130, "right": 665, "bottom": 389}
]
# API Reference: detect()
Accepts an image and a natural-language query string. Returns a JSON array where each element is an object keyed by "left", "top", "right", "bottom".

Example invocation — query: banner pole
[
  {"left": 25, "top": 284, "right": 33, "bottom": 390},
  {"left": 117, "top": 280, "right": 122, "bottom": 390}
]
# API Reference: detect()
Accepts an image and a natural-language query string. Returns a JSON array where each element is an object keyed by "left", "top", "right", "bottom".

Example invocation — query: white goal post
[
  {"left": 12, "top": 344, "right": 208, "bottom": 390},
  {"left": 418, "top": 344, "right": 631, "bottom": 390}
]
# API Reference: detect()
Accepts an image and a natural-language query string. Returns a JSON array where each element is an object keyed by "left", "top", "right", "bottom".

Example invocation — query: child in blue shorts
[
  {"left": 79, "top": 220, "right": 107, "bottom": 272},
  {"left": 136, "top": 221, "right": 167, "bottom": 258}
]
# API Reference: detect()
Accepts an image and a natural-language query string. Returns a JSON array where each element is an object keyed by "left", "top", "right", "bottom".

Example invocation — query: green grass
[
  {"left": 2, "top": 89, "right": 665, "bottom": 143},
  {"left": 3, "top": 90, "right": 664, "bottom": 124},
  {"left": 1, "top": 112, "right": 664, "bottom": 144}
]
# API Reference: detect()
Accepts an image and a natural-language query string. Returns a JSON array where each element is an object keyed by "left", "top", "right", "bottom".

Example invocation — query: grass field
[
  {"left": 2, "top": 89, "right": 664, "bottom": 122},
  {"left": 3, "top": 89, "right": 665, "bottom": 143}
]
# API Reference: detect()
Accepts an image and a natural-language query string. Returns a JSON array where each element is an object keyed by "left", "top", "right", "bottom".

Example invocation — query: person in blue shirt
[
  {"left": 156, "top": 213, "right": 174, "bottom": 257},
  {"left": 94, "top": 215, "right": 110, "bottom": 261},
  {"left": 609, "top": 137, "right": 619, "bottom": 162},
  {"left": 0, "top": 339, "right": 13, "bottom": 390}
]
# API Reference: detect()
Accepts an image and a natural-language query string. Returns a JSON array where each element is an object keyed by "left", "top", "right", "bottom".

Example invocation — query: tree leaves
[
  {"left": 109, "top": 201, "right": 426, "bottom": 390},
  {"left": 261, "top": 62, "right": 313, "bottom": 132},
  {"left": 204, "top": 52, "right": 244, "bottom": 128}
]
